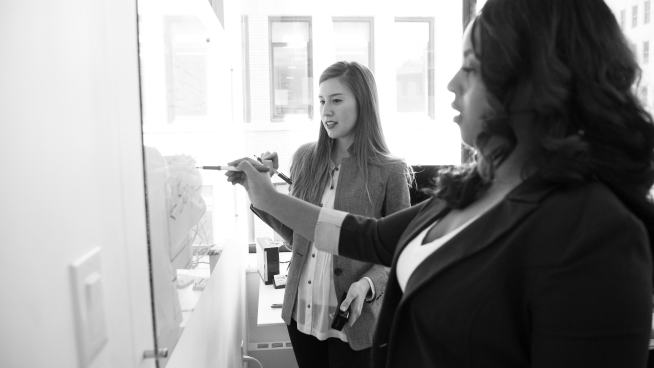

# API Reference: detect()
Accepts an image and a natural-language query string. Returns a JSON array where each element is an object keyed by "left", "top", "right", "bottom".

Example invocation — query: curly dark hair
[{"left": 433, "top": 0, "right": 654, "bottom": 240}]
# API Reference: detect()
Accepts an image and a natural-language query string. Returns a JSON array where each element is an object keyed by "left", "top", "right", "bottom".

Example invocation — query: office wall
[{"left": 0, "top": 1, "right": 156, "bottom": 368}]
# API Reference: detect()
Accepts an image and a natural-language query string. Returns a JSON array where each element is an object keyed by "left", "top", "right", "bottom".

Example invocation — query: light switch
[{"left": 70, "top": 247, "right": 108, "bottom": 367}]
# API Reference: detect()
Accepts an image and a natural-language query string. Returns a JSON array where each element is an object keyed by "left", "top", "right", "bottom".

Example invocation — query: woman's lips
[{"left": 324, "top": 121, "right": 338, "bottom": 128}]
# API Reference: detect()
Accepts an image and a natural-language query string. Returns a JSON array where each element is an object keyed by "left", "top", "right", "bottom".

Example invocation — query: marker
[
  {"left": 271, "top": 304, "right": 283, "bottom": 308},
  {"left": 197, "top": 165, "right": 270, "bottom": 172},
  {"left": 255, "top": 156, "right": 293, "bottom": 185}
]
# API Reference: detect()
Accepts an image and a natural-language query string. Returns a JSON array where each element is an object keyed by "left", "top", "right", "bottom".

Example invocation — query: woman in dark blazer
[{"left": 227, "top": 0, "right": 654, "bottom": 366}]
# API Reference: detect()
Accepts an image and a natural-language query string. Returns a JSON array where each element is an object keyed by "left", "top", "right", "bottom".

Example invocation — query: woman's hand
[
  {"left": 225, "top": 157, "right": 276, "bottom": 210},
  {"left": 340, "top": 279, "right": 371, "bottom": 327},
  {"left": 259, "top": 151, "right": 279, "bottom": 178}
]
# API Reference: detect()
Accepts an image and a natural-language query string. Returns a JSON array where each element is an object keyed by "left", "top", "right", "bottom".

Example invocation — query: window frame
[
  {"left": 645, "top": 0, "right": 651, "bottom": 24},
  {"left": 642, "top": 86, "right": 649, "bottom": 105},
  {"left": 633, "top": 5, "right": 639, "bottom": 27},
  {"left": 393, "top": 16, "right": 435, "bottom": 120},
  {"left": 268, "top": 16, "right": 314, "bottom": 122},
  {"left": 644, "top": 40, "right": 650, "bottom": 64},
  {"left": 242, "top": 15, "right": 251, "bottom": 123},
  {"left": 331, "top": 16, "right": 375, "bottom": 73}
]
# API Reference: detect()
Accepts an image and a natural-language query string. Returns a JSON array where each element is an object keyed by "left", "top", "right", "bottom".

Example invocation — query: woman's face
[
  {"left": 319, "top": 77, "right": 359, "bottom": 146},
  {"left": 447, "top": 20, "right": 492, "bottom": 148}
]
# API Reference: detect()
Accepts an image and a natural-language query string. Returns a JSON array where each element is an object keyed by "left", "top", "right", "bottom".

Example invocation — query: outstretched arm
[{"left": 226, "top": 158, "right": 321, "bottom": 242}]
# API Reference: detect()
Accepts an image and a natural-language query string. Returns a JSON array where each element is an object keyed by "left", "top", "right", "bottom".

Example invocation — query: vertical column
[{"left": 248, "top": 15, "right": 271, "bottom": 123}]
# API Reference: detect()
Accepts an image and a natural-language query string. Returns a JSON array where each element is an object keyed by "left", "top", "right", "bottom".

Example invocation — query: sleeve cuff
[
  {"left": 313, "top": 207, "right": 348, "bottom": 255},
  {"left": 362, "top": 277, "right": 375, "bottom": 301}
]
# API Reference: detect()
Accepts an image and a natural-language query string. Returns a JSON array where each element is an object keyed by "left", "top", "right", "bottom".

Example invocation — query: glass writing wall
[{"left": 137, "top": 0, "right": 242, "bottom": 365}]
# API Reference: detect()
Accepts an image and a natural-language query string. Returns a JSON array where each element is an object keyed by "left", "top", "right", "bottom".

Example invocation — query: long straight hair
[{"left": 290, "top": 61, "right": 411, "bottom": 205}]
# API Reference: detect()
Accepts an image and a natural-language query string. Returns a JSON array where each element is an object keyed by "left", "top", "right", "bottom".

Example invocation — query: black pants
[{"left": 287, "top": 318, "right": 372, "bottom": 368}]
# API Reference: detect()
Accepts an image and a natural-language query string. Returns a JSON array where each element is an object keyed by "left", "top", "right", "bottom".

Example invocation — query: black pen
[
  {"left": 271, "top": 304, "right": 283, "bottom": 308},
  {"left": 255, "top": 156, "right": 293, "bottom": 185}
]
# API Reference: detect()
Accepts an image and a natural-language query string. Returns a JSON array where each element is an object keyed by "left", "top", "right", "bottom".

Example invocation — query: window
[
  {"left": 332, "top": 18, "right": 374, "bottom": 71},
  {"left": 269, "top": 17, "right": 313, "bottom": 121},
  {"left": 394, "top": 18, "right": 434, "bottom": 118},
  {"left": 240, "top": 3, "right": 464, "bottom": 241},
  {"left": 633, "top": 5, "right": 639, "bottom": 27},
  {"left": 646, "top": 1, "right": 651, "bottom": 24},
  {"left": 621, "top": 9, "right": 626, "bottom": 28},
  {"left": 640, "top": 86, "right": 649, "bottom": 111},
  {"left": 644, "top": 41, "right": 650, "bottom": 63},
  {"left": 642, "top": 86, "right": 649, "bottom": 103}
]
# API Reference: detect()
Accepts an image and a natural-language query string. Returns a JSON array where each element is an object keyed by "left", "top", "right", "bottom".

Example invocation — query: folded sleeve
[
  {"left": 314, "top": 201, "right": 428, "bottom": 267},
  {"left": 313, "top": 207, "right": 348, "bottom": 255}
]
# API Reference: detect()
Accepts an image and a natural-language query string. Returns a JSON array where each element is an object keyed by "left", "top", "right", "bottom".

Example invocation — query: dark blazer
[{"left": 335, "top": 178, "right": 653, "bottom": 367}]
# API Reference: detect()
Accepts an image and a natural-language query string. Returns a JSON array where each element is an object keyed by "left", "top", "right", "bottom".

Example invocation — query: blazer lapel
[
  {"left": 401, "top": 178, "right": 556, "bottom": 300},
  {"left": 392, "top": 199, "right": 450, "bottom": 262}
]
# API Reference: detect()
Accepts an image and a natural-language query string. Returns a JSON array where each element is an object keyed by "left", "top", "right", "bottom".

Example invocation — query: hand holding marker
[{"left": 255, "top": 153, "right": 293, "bottom": 185}]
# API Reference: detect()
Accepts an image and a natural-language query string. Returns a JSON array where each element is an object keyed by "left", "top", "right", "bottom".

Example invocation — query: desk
[{"left": 256, "top": 252, "right": 291, "bottom": 326}]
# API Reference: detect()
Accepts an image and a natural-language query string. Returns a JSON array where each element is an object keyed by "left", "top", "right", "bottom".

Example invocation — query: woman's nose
[
  {"left": 447, "top": 70, "right": 461, "bottom": 93},
  {"left": 447, "top": 75, "right": 457, "bottom": 93}
]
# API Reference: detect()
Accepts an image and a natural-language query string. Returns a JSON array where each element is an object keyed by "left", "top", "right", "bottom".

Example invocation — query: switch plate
[{"left": 70, "top": 247, "right": 108, "bottom": 367}]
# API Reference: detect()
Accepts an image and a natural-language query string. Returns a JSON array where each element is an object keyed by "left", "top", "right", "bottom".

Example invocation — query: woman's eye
[
  {"left": 333, "top": 99, "right": 341, "bottom": 103},
  {"left": 319, "top": 100, "right": 325, "bottom": 105},
  {"left": 461, "top": 67, "right": 473, "bottom": 74}
]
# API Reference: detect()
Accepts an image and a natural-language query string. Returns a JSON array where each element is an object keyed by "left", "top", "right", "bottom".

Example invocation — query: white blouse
[
  {"left": 293, "top": 162, "right": 348, "bottom": 341},
  {"left": 396, "top": 214, "right": 479, "bottom": 292}
]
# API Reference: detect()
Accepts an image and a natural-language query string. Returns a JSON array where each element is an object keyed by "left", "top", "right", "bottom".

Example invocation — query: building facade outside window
[
  {"left": 394, "top": 18, "right": 434, "bottom": 119},
  {"left": 607, "top": 0, "right": 653, "bottom": 114},
  {"left": 332, "top": 18, "right": 374, "bottom": 71},
  {"left": 269, "top": 17, "right": 313, "bottom": 121}
]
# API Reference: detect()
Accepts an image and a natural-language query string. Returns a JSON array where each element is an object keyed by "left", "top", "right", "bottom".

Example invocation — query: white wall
[
  {"left": 0, "top": 0, "right": 154, "bottom": 367},
  {"left": 0, "top": 0, "right": 252, "bottom": 367}
]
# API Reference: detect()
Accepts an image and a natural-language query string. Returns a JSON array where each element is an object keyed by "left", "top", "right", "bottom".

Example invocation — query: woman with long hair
[
  {"left": 231, "top": 0, "right": 654, "bottom": 366},
  {"left": 252, "top": 61, "right": 412, "bottom": 368}
]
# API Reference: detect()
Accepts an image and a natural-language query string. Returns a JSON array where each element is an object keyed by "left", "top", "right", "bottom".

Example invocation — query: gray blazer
[{"left": 252, "top": 142, "right": 410, "bottom": 350}]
